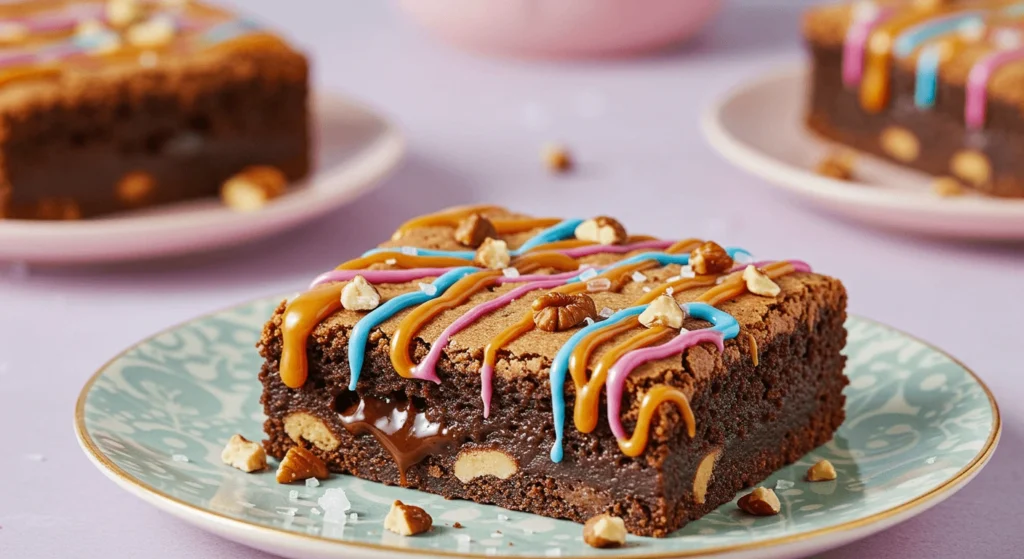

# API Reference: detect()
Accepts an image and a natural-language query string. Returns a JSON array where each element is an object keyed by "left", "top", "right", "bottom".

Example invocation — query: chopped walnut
[
  {"left": 743, "top": 265, "right": 780, "bottom": 297},
  {"left": 689, "top": 241, "right": 733, "bottom": 275},
  {"left": 454, "top": 213, "right": 497, "bottom": 248},
  {"left": 220, "top": 434, "right": 266, "bottom": 473},
  {"left": 815, "top": 151, "right": 855, "bottom": 181},
  {"left": 638, "top": 294, "right": 685, "bottom": 329},
  {"left": 737, "top": 487, "right": 781, "bottom": 516},
  {"left": 807, "top": 459, "right": 837, "bottom": 482},
  {"left": 532, "top": 292, "right": 597, "bottom": 332},
  {"left": 340, "top": 275, "right": 381, "bottom": 311},
  {"left": 384, "top": 500, "right": 433, "bottom": 536},
  {"left": 574, "top": 216, "right": 627, "bottom": 245},
  {"left": 474, "top": 238, "right": 511, "bottom": 270},
  {"left": 582, "top": 513, "right": 626, "bottom": 548}
]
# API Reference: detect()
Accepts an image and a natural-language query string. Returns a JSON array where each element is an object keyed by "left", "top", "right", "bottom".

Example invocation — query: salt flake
[
  {"left": 288, "top": 490, "right": 299, "bottom": 501},
  {"left": 385, "top": 258, "right": 398, "bottom": 266},
  {"left": 598, "top": 307, "right": 614, "bottom": 318},
  {"left": 502, "top": 267, "right": 520, "bottom": 278},
  {"left": 586, "top": 278, "right": 611, "bottom": 292},
  {"left": 171, "top": 454, "right": 189, "bottom": 463},
  {"left": 419, "top": 282, "right": 438, "bottom": 296},
  {"left": 578, "top": 268, "right": 598, "bottom": 282},
  {"left": 631, "top": 271, "right": 647, "bottom": 283},
  {"left": 401, "top": 246, "right": 418, "bottom": 256},
  {"left": 305, "top": 478, "right": 320, "bottom": 488}
]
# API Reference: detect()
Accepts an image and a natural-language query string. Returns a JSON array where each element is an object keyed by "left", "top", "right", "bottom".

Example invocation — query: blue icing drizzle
[
  {"left": 914, "top": 44, "right": 943, "bottom": 109},
  {"left": 202, "top": 18, "right": 260, "bottom": 44},
  {"left": 567, "top": 247, "right": 751, "bottom": 283},
  {"left": 549, "top": 306, "right": 646, "bottom": 462},
  {"left": 894, "top": 13, "right": 984, "bottom": 59},
  {"left": 346, "top": 267, "right": 478, "bottom": 390},
  {"left": 513, "top": 219, "right": 584, "bottom": 254},
  {"left": 547, "top": 302, "right": 740, "bottom": 463},
  {"left": 362, "top": 219, "right": 584, "bottom": 259}
]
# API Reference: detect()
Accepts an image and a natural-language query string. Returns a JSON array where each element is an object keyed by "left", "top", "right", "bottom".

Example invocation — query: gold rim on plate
[{"left": 73, "top": 299, "right": 1002, "bottom": 559}]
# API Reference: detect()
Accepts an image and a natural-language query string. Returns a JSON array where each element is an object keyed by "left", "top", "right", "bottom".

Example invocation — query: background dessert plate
[
  {"left": 702, "top": 67, "right": 1024, "bottom": 241},
  {"left": 75, "top": 296, "right": 1000, "bottom": 559},
  {"left": 0, "top": 93, "right": 404, "bottom": 264}
]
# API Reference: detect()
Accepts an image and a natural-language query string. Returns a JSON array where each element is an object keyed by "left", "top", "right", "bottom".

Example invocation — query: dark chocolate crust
[
  {"left": 0, "top": 40, "right": 309, "bottom": 219},
  {"left": 806, "top": 39, "right": 1024, "bottom": 198},
  {"left": 256, "top": 216, "right": 848, "bottom": 537}
]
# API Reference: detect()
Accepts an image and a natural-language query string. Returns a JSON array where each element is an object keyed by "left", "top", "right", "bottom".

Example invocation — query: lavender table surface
[{"left": 1, "top": 1, "right": 1021, "bottom": 557}]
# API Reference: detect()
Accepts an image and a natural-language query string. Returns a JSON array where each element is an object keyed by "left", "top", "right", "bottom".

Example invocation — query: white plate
[
  {"left": 0, "top": 93, "right": 405, "bottom": 263},
  {"left": 702, "top": 67, "right": 1024, "bottom": 240}
]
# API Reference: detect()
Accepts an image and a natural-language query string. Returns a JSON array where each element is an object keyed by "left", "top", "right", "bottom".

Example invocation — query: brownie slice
[
  {"left": 257, "top": 208, "right": 848, "bottom": 537},
  {"left": 804, "top": 2, "right": 1024, "bottom": 197},
  {"left": 0, "top": 1, "right": 309, "bottom": 219}
]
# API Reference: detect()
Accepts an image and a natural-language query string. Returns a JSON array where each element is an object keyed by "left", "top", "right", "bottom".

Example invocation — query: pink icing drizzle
[
  {"left": 605, "top": 329, "right": 725, "bottom": 440},
  {"left": 557, "top": 239, "right": 674, "bottom": 258},
  {"left": 842, "top": 7, "right": 895, "bottom": 87},
  {"left": 412, "top": 270, "right": 582, "bottom": 400},
  {"left": 965, "top": 47, "right": 1024, "bottom": 128},
  {"left": 309, "top": 268, "right": 453, "bottom": 288}
]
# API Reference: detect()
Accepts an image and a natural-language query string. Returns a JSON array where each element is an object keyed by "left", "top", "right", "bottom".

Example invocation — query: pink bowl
[{"left": 396, "top": 0, "right": 723, "bottom": 59}]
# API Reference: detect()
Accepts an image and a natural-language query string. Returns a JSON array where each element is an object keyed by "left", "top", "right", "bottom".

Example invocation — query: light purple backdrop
[{"left": 1, "top": 1, "right": 1021, "bottom": 557}]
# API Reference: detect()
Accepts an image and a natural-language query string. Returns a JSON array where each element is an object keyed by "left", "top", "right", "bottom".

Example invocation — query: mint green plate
[{"left": 75, "top": 297, "right": 999, "bottom": 559}]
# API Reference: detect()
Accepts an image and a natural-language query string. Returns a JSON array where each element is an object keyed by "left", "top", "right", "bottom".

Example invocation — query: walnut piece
[
  {"left": 582, "top": 513, "right": 626, "bottom": 549},
  {"left": 283, "top": 412, "right": 340, "bottom": 451},
  {"left": 220, "top": 434, "right": 267, "bottom": 473},
  {"left": 542, "top": 143, "right": 574, "bottom": 173},
  {"left": 454, "top": 213, "right": 497, "bottom": 248},
  {"left": 384, "top": 500, "right": 433, "bottom": 536},
  {"left": 474, "top": 237, "right": 511, "bottom": 270},
  {"left": 737, "top": 487, "right": 781, "bottom": 516},
  {"left": 276, "top": 446, "right": 329, "bottom": 484},
  {"left": 806, "top": 459, "right": 837, "bottom": 482},
  {"left": 951, "top": 150, "right": 991, "bottom": 187},
  {"left": 689, "top": 241, "right": 733, "bottom": 275},
  {"left": 340, "top": 275, "right": 381, "bottom": 312},
  {"left": 880, "top": 126, "right": 920, "bottom": 163},
  {"left": 815, "top": 151, "right": 855, "bottom": 181},
  {"left": 220, "top": 166, "right": 288, "bottom": 212},
  {"left": 532, "top": 292, "right": 597, "bottom": 332},
  {"left": 453, "top": 449, "right": 519, "bottom": 483},
  {"left": 574, "top": 216, "right": 627, "bottom": 245},
  {"left": 693, "top": 448, "right": 722, "bottom": 505},
  {"left": 638, "top": 294, "right": 685, "bottom": 329},
  {"left": 933, "top": 177, "right": 965, "bottom": 197},
  {"left": 743, "top": 265, "right": 780, "bottom": 297}
]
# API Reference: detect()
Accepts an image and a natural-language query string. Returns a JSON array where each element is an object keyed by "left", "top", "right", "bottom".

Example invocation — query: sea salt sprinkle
[
  {"left": 598, "top": 307, "right": 614, "bottom": 318},
  {"left": 349, "top": 512, "right": 358, "bottom": 521},
  {"left": 305, "top": 478, "right": 320, "bottom": 488},
  {"left": 276, "top": 507, "right": 298, "bottom": 517},
  {"left": 497, "top": 513, "right": 510, "bottom": 522},
  {"left": 317, "top": 488, "right": 352, "bottom": 524},
  {"left": 238, "top": 501, "right": 256, "bottom": 508},
  {"left": 385, "top": 258, "right": 398, "bottom": 266},
  {"left": 288, "top": 490, "right": 299, "bottom": 501},
  {"left": 586, "top": 278, "right": 611, "bottom": 292},
  {"left": 502, "top": 267, "right": 520, "bottom": 279},
  {"left": 666, "top": 287, "right": 674, "bottom": 296},
  {"left": 631, "top": 271, "right": 647, "bottom": 283},
  {"left": 171, "top": 454, "right": 189, "bottom": 463},
  {"left": 577, "top": 268, "right": 598, "bottom": 282},
  {"left": 775, "top": 479, "right": 795, "bottom": 491},
  {"left": 310, "top": 508, "right": 321, "bottom": 516},
  {"left": 491, "top": 531, "right": 504, "bottom": 538},
  {"left": 419, "top": 282, "right": 438, "bottom": 296},
  {"left": 679, "top": 265, "right": 696, "bottom": 278},
  {"left": 642, "top": 286, "right": 652, "bottom": 293}
]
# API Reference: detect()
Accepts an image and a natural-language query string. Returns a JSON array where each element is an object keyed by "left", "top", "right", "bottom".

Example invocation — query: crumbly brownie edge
[
  {"left": 258, "top": 275, "right": 848, "bottom": 537},
  {"left": 0, "top": 45, "right": 310, "bottom": 218},
  {"left": 807, "top": 42, "right": 1024, "bottom": 197}
]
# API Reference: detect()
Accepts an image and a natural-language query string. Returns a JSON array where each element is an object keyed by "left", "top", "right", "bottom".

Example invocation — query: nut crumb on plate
[
  {"left": 221, "top": 434, "right": 266, "bottom": 472},
  {"left": 276, "top": 446, "right": 329, "bottom": 484},
  {"left": 807, "top": 459, "right": 837, "bottom": 482},
  {"left": 933, "top": 177, "right": 966, "bottom": 197},
  {"left": 384, "top": 500, "right": 433, "bottom": 536},
  {"left": 582, "top": 513, "right": 626, "bottom": 549},
  {"left": 737, "top": 487, "right": 781, "bottom": 516},
  {"left": 815, "top": 150, "right": 856, "bottom": 181}
]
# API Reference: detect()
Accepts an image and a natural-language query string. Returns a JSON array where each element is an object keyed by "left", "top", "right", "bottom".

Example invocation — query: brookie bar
[
  {"left": 257, "top": 206, "right": 848, "bottom": 537},
  {"left": 0, "top": 0, "right": 309, "bottom": 219}
]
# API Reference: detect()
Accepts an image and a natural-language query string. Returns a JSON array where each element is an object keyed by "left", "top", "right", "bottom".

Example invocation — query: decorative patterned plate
[
  {"left": 701, "top": 66, "right": 1024, "bottom": 240},
  {"left": 75, "top": 296, "right": 1000, "bottom": 559}
]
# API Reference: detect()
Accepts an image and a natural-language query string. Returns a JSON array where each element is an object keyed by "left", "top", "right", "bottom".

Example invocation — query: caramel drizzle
[
  {"left": 615, "top": 261, "right": 803, "bottom": 457},
  {"left": 279, "top": 283, "right": 346, "bottom": 388},
  {"left": 479, "top": 239, "right": 703, "bottom": 381},
  {"left": 390, "top": 205, "right": 560, "bottom": 239},
  {"left": 336, "top": 252, "right": 470, "bottom": 271},
  {"left": 859, "top": 4, "right": 972, "bottom": 113},
  {"left": 389, "top": 252, "right": 581, "bottom": 378}
]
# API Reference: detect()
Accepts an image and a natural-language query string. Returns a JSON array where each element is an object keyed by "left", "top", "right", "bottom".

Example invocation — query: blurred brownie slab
[
  {"left": 257, "top": 206, "right": 848, "bottom": 537},
  {"left": 804, "top": 1, "right": 1024, "bottom": 197},
  {"left": 0, "top": 0, "right": 309, "bottom": 219}
]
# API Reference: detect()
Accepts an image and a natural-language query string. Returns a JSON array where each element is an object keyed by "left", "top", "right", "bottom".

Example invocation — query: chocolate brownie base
[
  {"left": 0, "top": 38, "right": 309, "bottom": 219},
  {"left": 805, "top": 40, "right": 1024, "bottom": 197},
  {"left": 258, "top": 275, "right": 847, "bottom": 537}
]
